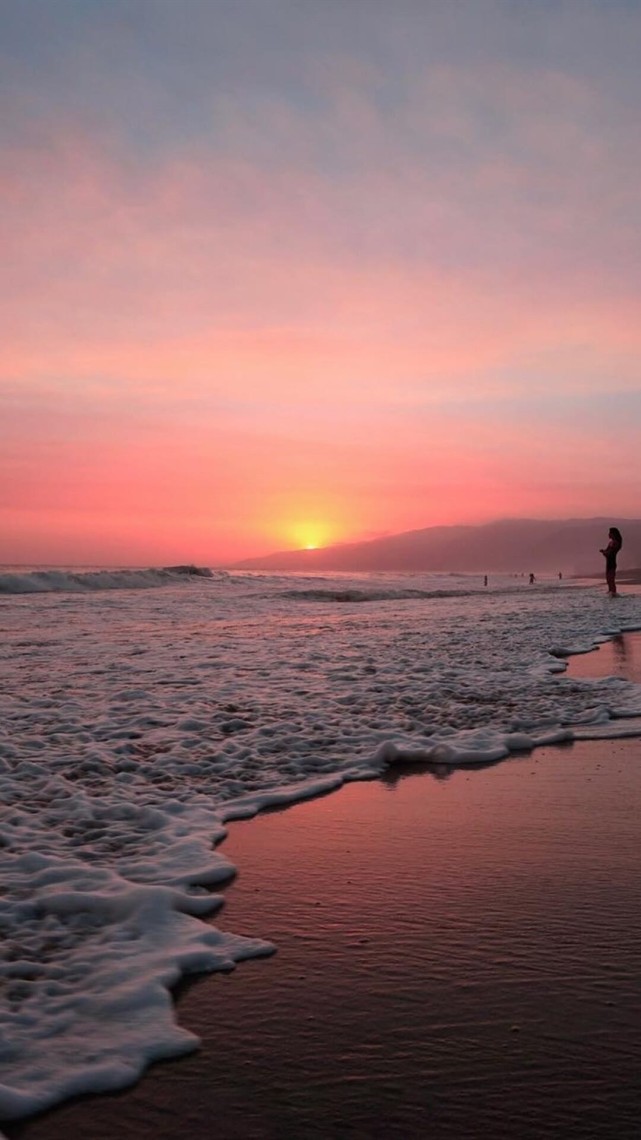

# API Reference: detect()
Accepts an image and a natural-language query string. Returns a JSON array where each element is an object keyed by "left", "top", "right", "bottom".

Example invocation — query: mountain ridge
[{"left": 229, "top": 518, "right": 641, "bottom": 574}]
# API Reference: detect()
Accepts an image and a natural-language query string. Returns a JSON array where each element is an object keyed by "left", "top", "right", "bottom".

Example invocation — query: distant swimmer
[
  {"left": 529, "top": 572, "right": 535, "bottom": 585},
  {"left": 484, "top": 575, "right": 488, "bottom": 587},
  {"left": 600, "top": 526, "right": 622, "bottom": 596}
]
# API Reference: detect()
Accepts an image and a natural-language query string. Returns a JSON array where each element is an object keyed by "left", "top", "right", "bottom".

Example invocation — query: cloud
[{"left": 2, "top": 0, "right": 641, "bottom": 560}]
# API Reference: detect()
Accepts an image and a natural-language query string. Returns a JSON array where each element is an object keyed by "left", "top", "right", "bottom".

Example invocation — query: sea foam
[
  {"left": 0, "top": 565, "right": 218, "bottom": 595},
  {"left": 2, "top": 571, "right": 641, "bottom": 1120}
]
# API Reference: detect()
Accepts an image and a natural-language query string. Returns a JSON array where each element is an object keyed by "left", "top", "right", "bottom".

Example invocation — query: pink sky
[{"left": 2, "top": 2, "right": 640, "bottom": 564}]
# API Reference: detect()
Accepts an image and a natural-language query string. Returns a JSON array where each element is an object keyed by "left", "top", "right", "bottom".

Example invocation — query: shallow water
[
  {"left": 2, "top": 571, "right": 641, "bottom": 1122},
  {"left": 12, "top": 727, "right": 641, "bottom": 1139},
  {"left": 194, "top": 728, "right": 641, "bottom": 1140},
  {"left": 568, "top": 629, "right": 641, "bottom": 684}
]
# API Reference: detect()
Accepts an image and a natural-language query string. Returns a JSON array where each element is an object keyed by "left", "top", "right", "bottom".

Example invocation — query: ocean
[{"left": 2, "top": 566, "right": 641, "bottom": 1123}]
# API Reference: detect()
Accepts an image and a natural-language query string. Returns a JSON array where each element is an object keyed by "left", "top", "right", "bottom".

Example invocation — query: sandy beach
[
  {"left": 6, "top": 633, "right": 641, "bottom": 1140},
  {"left": 6, "top": 0, "right": 641, "bottom": 1133}
]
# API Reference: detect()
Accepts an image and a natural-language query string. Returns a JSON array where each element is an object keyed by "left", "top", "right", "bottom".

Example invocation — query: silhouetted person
[
  {"left": 484, "top": 575, "right": 488, "bottom": 587},
  {"left": 600, "top": 526, "right": 622, "bottom": 596},
  {"left": 529, "top": 572, "right": 535, "bottom": 585}
]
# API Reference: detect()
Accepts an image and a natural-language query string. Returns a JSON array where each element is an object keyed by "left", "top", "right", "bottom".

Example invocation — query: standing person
[{"left": 600, "top": 526, "right": 622, "bottom": 596}]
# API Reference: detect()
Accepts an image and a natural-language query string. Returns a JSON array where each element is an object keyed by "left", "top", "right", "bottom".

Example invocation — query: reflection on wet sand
[
  {"left": 12, "top": 636, "right": 641, "bottom": 1140},
  {"left": 612, "top": 633, "right": 627, "bottom": 670},
  {"left": 568, "top": 630, "right": 641, "bottom": 684}
]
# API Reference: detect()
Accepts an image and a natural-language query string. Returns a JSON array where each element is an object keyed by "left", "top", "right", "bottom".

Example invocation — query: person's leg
[{"left": 606, "top": 569, "right": 617, "bottom": 595}]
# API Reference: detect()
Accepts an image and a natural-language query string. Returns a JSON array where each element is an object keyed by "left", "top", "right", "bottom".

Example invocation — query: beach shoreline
[
  {"left": 574, "top": 568, "right": 641, "bottom": 586},
  {"left": 6, "top": 632, "right": 641, "bottom": 1140}
]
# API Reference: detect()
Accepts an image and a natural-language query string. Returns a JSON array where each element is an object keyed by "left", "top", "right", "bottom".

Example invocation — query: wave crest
[
  {"left": 280, "top": 586, "right": 485, "bottom": 603},
  {"left": 0, "top": 565, "right": 219, "bottom": 595}
]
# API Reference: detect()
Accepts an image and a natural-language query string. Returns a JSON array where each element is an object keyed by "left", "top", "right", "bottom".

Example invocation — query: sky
[{"left": 2, "top": 0, "right": 640, "bottom": 565}]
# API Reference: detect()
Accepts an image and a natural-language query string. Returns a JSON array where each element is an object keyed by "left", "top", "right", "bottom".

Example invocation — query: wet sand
[
  {"left": 566, "top": 628, "right": 641, "bottom": 684},
  {"left": 6, "top": 635, "right": 641, "bottom": 1140}
]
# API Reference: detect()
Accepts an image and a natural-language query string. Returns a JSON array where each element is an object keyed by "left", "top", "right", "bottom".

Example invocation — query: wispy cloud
[{"left": 2, "top": 0, "right": 640, "bottom": 560}]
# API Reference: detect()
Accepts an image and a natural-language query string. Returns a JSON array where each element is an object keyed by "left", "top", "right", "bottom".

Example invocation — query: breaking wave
[
  {"left": 0, "top": 565, "right": 220, "bottom": 595},
  {"left": 280, "top": 585, "right": 537, "bottom": 603}
]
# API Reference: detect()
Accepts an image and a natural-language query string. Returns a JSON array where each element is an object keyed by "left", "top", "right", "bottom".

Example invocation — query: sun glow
[
  {"left": 294, "top": 525, "right": 327, "bottom": 550},
  {"left": 287, "top": 520, "right": 333, "bottom": 551},
  {"left": 266, "top": 494, "right": 361, "bottom": 555}
]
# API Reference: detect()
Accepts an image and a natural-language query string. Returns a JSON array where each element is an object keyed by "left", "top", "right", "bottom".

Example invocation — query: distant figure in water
[
  {"left": 529, "top": 572, "right": 535, "bottom": 585},
  {"left": 558, "top": 571, "right": 563, "bottom": 580},
  {"left": 600, "top": 526, "right": 622, "bottom": 596},
  {"left": 484, "top": 574, "right": 488, "bottom": 587}
]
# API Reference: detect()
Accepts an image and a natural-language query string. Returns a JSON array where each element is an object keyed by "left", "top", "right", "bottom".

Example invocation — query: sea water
[{"left": 2, "top": 567, "right": 641, "bottom": 1122}]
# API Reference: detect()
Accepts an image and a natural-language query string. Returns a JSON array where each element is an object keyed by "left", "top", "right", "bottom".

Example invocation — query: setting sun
[
  {"left": 290, "top": 523, "right": 330, "bottom": 551},
  {"left": 269, "top": 499, "right": 353, "bottom": 554}
]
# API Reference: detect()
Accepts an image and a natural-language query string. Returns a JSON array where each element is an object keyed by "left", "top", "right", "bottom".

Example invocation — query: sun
[
  {"left": 273, "top": 499, "right": 350, "bottom": 552},
  {"left": 287, "top": 522, "right": 330, "bottom": 551}
]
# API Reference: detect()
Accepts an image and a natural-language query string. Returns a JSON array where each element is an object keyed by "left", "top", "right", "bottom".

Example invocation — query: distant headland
[{"left": 228, "top": 518, "right": 641, "bottom": 575}]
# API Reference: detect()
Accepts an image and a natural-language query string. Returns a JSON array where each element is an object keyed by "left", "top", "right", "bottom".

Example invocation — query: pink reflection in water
[{"left": 567, "top": 631, "right": 641, "bottom": 684}]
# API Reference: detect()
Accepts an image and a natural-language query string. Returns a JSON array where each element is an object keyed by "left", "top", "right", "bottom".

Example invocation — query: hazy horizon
[
  {"left": 3, "top": 513, "right": 638, "bottom": 573},
  {"left": 3, "top": 1, "right": 640, "bottom": 564}
]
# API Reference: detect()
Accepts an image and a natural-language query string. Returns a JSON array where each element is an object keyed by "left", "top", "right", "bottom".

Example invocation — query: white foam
[
  {"left": 0, "top": 565, "right": 220, "bottom": 594},
  {"left": 2, "top": 572, "right": 641, "bottom": 1119}
]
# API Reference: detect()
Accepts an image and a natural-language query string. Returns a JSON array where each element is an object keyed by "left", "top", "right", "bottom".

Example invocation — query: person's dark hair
[{"left": 609, "top": 526, "right": 622, "bottom": 546}]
